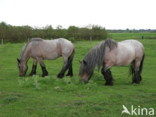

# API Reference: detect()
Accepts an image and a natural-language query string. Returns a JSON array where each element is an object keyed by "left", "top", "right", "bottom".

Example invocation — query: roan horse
[
  {"left": 17, "top": 38, "right": 75, "bottom": 78},
  {"left": 79, "top": 39, "right": 145, "bottom": 85}
]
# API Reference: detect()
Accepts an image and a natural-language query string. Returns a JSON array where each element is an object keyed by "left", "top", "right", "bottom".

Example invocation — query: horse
[
  {"left": 17, "top": 38, "right": 75, "bottom": 78},
  {"left": 79, "top": 39, "right": 145, "bottom": 85}
]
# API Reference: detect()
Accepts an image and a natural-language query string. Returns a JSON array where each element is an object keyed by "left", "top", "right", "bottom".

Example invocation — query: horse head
[
  {"left": 17, "top": 58, "right": 28, "bottom": 76},
  {"left": 79, "top": 60, "right": 93, "bottom": 83}
]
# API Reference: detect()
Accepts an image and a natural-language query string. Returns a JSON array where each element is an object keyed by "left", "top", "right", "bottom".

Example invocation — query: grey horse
[
  {"left": 79, "top": 39, "right": 145, "bottom": 85},
  {"left": 17, "top": 38, "right": 75, "bottom": 78}
]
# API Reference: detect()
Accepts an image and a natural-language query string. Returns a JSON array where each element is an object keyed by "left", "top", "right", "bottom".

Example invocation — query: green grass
[
  {"left": 109, "top": 32, "right": 156, "bottom": 39},
  {"left": 0, "top": 36, "right": 156, "bottom": 117}
]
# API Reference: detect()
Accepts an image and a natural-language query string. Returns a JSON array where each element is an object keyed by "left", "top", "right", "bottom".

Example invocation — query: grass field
[
  {"left": 0, "top": 35, "right": 156, "bottom": 117},
  {"left": 109, "top": 32, "right": 156, "bottom": 39}
]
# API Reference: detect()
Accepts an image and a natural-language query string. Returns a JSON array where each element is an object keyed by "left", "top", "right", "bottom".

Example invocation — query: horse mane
[
  {"left": 20, "top": 38, "right": 43, "bottom": 60},
  {"left": 81, "top": 39, "right": 117, "bottom": 74},
  {"left": 104, "top": 39, "right": 117, "bottom": 51}
]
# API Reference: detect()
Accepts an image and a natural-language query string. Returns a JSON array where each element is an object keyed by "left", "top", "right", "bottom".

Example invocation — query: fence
[{"left": 1, "top": 39, "right": 3, "bottom": 45}]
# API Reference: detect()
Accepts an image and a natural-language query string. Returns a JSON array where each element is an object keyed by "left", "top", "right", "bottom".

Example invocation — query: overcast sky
[{"left": 0, "top": 0, "right": 156, "bottom": 29}]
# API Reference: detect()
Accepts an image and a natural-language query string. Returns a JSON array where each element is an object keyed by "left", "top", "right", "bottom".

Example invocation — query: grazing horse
[
  {"left": 17, "top": 38, "right": 75, "bottom": 78},
  {"left": 79, "top": 39, "right": 145, "bottom": 85}
]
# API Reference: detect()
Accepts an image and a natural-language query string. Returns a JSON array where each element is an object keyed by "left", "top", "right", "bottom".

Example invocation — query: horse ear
[
  {"left": 83, "top": 60, "right": 87, "bottom": 65},
  {"left": 17, "top": 58, "right": 20, "bottom": 63}
]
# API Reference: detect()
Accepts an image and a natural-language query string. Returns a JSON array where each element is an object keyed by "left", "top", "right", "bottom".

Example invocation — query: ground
[{"left": 0, "top": 34, "right": 156, "bottom": 117}]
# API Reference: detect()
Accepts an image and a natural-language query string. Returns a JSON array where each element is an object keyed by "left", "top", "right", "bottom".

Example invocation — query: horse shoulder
[{"left": 104, "top": 47, "right": 117, "bottom": 67}]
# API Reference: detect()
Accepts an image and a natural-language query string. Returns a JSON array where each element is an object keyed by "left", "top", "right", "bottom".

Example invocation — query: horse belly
[
  {"left": 44, "top": 52, "right": 60, "bottom": 60},
  {"left": 115, "top": 55, "right": 133, "bottom": 66}
]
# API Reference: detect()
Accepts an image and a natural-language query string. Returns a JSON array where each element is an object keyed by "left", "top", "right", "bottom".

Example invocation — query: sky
[{"left": 0, "top": 0, "right": 156, "bottom": 29}]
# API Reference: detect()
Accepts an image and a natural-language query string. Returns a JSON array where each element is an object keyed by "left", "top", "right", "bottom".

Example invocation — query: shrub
[{"left": 0, "top": 22, "right": 108, "bottom": 43}]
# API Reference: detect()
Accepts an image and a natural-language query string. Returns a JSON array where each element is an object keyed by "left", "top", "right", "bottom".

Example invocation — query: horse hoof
[
  {"left": 132, "top": 82, "right": 140, "bottom": 84},
  {"left": 132, "top": 80, "right": 140, "bottom": 84},
  {"left": 29, "top": 74, "right": 33, "bottom": 76},
  {"left": 66, "top": 74, "right": 73, "bottom": 77},
  {"left": 105, "top": 84, "right": 113, "bottom": 86},
  {"left": 42, "top": 73, "right": 48, "bottom": 77},
  {"left": 105, "top": 82, "right": 113, "bottom": 86},
  {"left": 29, "top": 73, "right": 35, "bottom": 76},
  {"left": 57, "top": 74, "right": 64, "bottom": 78}
]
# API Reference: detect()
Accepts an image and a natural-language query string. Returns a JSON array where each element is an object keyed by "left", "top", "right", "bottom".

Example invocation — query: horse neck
[
  {"left": 20, "top": 50, "right": 30, "bottom": 65},
  {"left": 85, "top": 50, "right": 100, "bottom": 69},
  {"left": 86, "top": 44, "right": 106, "bottom": 69}
]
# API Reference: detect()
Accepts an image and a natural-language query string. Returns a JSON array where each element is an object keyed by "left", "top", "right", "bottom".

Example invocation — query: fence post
[
  {"left": 90, "top": 36, "right": 92, "bottom": 41},
  {"left": 142, "top": 36, "right": 144, "bottom": 39},
  {"left": 1, "top": 38, "right": 3, "bottom": 45}
]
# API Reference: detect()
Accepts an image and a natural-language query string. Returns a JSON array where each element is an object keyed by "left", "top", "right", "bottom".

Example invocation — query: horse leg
[
  {"left": 29, "top": 59, "right": 37, "bottom": 76},
  {"left": 39, "top": 60, "right": 48, "bottom": 77},
  {"left": 66, "top": 50, "right": 74, "bottom": 77},
  {"left": 58, "top": 49, "right": 74, "bottom": 78},
  {"left": 132, "top": 60, "right": 141, "bottom": 84},
  {"left": 66, "top": 62, "right": 73, "bottom": 77},
  {"left": 101, "top": 67, "right": 113, "bottom": 86},
  {"left": 57, "top": 57, "right": 69, "bottom": 78},
  {"left": 132, "top": 68, "right": 140, "bottom": 84}
]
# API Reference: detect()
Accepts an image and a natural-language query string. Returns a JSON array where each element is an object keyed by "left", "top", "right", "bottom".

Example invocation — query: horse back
[
  {"left": 117, "top": 40, "right": 144, "bottom": 65},
  {"left": 27, "top": 38, "right": 74, "bottom": 60},
  {"left": 104, "top": 40, "right": 144, "bottom": 67},
  {"left": 119, "top": 40, "right": 144, "bottom": 55}
]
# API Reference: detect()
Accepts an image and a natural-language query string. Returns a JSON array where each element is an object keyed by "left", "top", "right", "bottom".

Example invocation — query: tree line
[{"left": 0, "top": 22, "right": 108, "bottom": 43}]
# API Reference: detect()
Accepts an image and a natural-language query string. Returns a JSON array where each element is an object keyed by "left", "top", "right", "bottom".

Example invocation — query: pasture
[
  {"left": 109, "top": 32, "right": 156, "bottom": 39},
  {"left": 0, "top": 35, "right": 156, "bottom": 117}
]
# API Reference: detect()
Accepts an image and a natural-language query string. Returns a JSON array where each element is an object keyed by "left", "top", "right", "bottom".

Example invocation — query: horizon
[
  {"left": 0, "top": 0, "right": 156, "bottom": 30},
  {"left": 1, "top": 21, "right": 156, "bottom": 30}
]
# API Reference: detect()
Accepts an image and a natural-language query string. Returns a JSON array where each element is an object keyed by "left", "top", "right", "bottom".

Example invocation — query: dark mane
[
  {"left": 80, "top": 39, "right": 117, "bottom": 75},
  {"left": 104, "top": 39, "right": 117, "bottom": 51}
]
